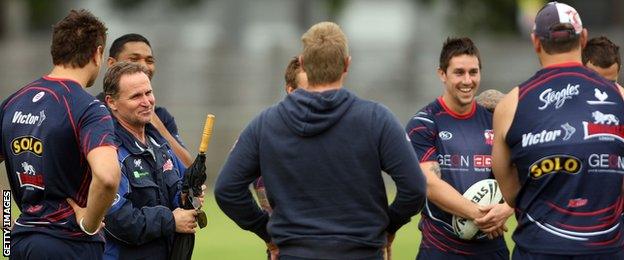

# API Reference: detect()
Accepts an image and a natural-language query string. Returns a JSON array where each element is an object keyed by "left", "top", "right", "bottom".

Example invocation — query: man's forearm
[{"left": 84, "top": 146, "right": 120, "bottom": 230}]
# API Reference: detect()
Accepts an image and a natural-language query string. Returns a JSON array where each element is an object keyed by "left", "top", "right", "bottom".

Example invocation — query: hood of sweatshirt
[{"left": 277, "top": 88, "right": 355, "bottom": 137}]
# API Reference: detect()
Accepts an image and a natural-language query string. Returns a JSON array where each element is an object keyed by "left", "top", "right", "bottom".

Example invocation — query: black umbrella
[{"left": 170, "top": 115, "right": 214, "bottom": 260}]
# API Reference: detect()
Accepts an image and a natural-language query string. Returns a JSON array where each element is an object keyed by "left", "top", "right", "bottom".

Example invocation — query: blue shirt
[
  {"left": 0, "top": 76, "right": 117, "bottom": 243},
  {"left": 507, "top": 63, "right": 624, "bottom": 255},
  {"left": 406, "top": 97, "right": 506, "bottom": 255}
]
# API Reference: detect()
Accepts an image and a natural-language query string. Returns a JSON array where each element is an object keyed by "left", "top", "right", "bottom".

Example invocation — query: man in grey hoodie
[{"left": 215, "top": 22, "right": 427, "bottom": 260}]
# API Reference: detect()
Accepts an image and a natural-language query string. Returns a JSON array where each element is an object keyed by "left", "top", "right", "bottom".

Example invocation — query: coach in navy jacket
[
  {"left": 215, "top": 22, "right": 426, "bottom": 259},
  {"left": 100, "top": 62, "right": 198, "bottom": 260}
]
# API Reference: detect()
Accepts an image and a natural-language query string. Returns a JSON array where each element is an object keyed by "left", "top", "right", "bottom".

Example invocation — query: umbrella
[{"left": 170, "top": 114, "right": 214, "bottom": 260}]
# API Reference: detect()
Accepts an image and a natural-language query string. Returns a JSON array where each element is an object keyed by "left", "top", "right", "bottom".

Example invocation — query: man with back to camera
[
  {"left": 493, "top": 2, "right": 624, "bottom": 259},
  {"left": 0, "top": 9, "right": 120, "bottom": 259},
  {"left": 405, "top": 37, "right": 512, "bottom": 260},
  {"left": 582, "top": 36, "right": 620, "bottom": 83},
  {"left": 97, "top": 33, "right": 193, "bottom": 167},
  {"left": 101, "top": 62, "right": 200, "bottom": 260},
  {"left": 215, "top": 21, "right": 427, "bottom": 259}
]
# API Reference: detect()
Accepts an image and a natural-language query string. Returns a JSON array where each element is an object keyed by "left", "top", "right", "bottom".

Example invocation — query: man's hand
[
  {"left": 67, "top": 198, "right": 104, "bottom": 234},
  {"left": 485, "top": 225, "right": 508, "bottom": 239},
  {"left": 384, "top": 233, "right": 395, "bottom": 260},
  {"left": 173, "top": 208, "right": 198, "bottom": 233},
  {"left": 266, "top": 242, "right": 279, "bottom": 260},
  {"left": 473, "top": 203, "right": 513, "bottom": 233}
]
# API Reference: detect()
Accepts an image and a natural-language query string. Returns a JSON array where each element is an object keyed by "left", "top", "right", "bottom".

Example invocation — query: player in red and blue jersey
[
  {"left": 406, "top": 37, "right": 512, "bottom": 259},
  {"left": 493, "top": 2, "right": 624, "bottom": 259},
  {"left": 0, "top": 10, "right": 120, "bottom": 259}
]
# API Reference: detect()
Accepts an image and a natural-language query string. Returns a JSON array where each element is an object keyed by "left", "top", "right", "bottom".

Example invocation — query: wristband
[{"left": 79, "top": 217, "right": 99, "bottom": 235}]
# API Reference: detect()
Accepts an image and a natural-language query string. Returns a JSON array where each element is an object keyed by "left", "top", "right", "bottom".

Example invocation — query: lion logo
[
  {"left": 21, "top": 162, "right": 35, "bottom": 175},
  {"left": 592, "top": 111, "right": 619, "bottom": 125}
]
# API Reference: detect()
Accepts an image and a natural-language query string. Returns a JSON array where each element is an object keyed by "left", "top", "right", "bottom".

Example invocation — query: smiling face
[
  {"left": 438, "top": 54, "right": 481, "bottom": 114},
  {"left": 108, "top": 41, "right": 155, "bottom": 79},
  {"left": 108, "top": 72, "right": 155, "bottom": 129}
]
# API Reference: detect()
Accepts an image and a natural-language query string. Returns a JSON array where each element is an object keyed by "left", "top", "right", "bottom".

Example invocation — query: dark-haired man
[
  {"left": 254, "top": 56, "right": 308, "bottom": 214},
  {"left": 493, "top": 2, "right": 624, "bottom": 258},
  {"left": 583, "top": 36, "right": 621, "bottom": 82},
  {"left": 97, "top": 33, "right": 192, "bottom": 167},
  {"left": 0, "top": 9, "right": 120, "bottom": 259},
  {"left": 406, "top": 37, "right": 511, "bottom": 260}
]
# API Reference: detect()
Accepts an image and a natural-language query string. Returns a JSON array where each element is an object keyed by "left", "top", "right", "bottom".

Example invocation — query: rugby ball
[{"left": 452, "top": 179, "right": 504, "bottom": 240}]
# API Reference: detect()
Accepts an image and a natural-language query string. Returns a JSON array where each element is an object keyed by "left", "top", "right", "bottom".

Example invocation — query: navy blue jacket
[
  {"left": 215, "top": 88, "right": 426, "bottom": 259},
  {"left": 103, "top": 119, "right": 185, "bottom": 260}
]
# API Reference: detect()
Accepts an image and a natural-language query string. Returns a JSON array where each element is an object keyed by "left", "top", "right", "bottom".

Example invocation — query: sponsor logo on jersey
[
  {"left": 32, "top": 92, "right": 45, "bottom": 103},
  {"left": 439, "top": 131, "right": 453, "bottom": 140},
  {"left": 538, "top": 83, "right": 579, "bottom": 110},
  {"left": 587, "top": 88, "right": 616, "bottom": 105},
  {"left": 16, "top": 162, "right": 44, "bottom": 190},
  {"left": 12, "top": 111, "right": 45, "bottom": 126},
  {"left": 163, "top": 159, "right": 173, "bottom": 172},
  {"left": 473, "top": 155, "right": 491, "bottom": 168},
  {"left": 438, "top": 154, "right": 492, "bottom": 171},
  {"left": 11, "top": 136, "right": 43, "bottom": 156},
  {"left": 567, "top": 198, "right": 588, "bottom": 208},
  {"left": 484, "top": 129, "right": 494, "bottom": 145},
  {"left": 588, "top": 153, "right": 624, "bottom": 173},
  {"left": 529, "top": 155, "right": 581, "bottom": 179},
  {"left": 583, "top": 111, "right": 624, "bottom": 143},
  {"left": 438, "top": 154, "right": 469, "bottom": 168},
  {"left": 561, "top": 123, "right": 575, "bottom": 141},
  {"left": 133, "top": 171, "right": 150, "bottom": 179},
  {"left": 134, "top": 159, "right": 143, "bottom": 169},
  {"left": 522, "top": 129, "right": 561, "bottom": 147},
  {"left": 522, "top": 123, "right": 576, "bottom": 147}
]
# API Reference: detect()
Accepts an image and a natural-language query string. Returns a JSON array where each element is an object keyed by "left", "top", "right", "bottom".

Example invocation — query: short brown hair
[
  {"left": 284, "top": 56, "right": 302, "bottom": 89},
  {"left": 539, "top": 24, "right": 581, "bottom": 55},
  {"left": 103, "top": 62, "right": 150, "bottom": 99},
  {"left": 583, "top": 36, "right": 621, "bottom": 71},
  {"left": 439, "top": 37, "right": 481, "bottom": 72},
  {"left": 51, "top": 9, "right": 107, "bottom": 68},
  {"left": 301, "top": 22, "right": 349, "bottom": 86}
]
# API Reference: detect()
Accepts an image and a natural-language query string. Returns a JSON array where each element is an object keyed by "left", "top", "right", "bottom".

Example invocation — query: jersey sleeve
[
  {"left": 405, "top": 109, "right": 438, "bottom": 162},
  {"left": 155, "top": 107, "right": 185, "bottom": 148},
  {"left": 79, "top": 100, "right": 118, "bottom": 155}
]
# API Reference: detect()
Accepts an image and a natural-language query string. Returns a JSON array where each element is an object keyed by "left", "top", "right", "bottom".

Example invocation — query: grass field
[
  {"left": 3, "top": 193, "right": 517, "bottom": 259},
  {"left": 191, "top": 194, "right": 517, "bottom": 259}
]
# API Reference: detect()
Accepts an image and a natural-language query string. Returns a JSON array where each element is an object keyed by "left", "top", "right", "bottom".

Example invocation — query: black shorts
[
  {"left": 9, "top": 233, "right": 103, "bottom": 260},
  {"left": 416, "top": 247, "right": 510, "bottom": 260}
]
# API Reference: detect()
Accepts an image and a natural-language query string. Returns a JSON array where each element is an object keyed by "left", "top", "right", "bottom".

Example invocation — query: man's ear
[
  {"left": 580, "top": 28, "right": 588, "bottom": 49},
  {"left": 107, "top": 57, "right": 117, "bottom": 68},
  {"left": 105, "top": 95, "right": 117, "bottom": 111},
  {"left": 343, "top": 56, "right": 351, "bottom": 73},
  {"left": 436, "top": 68, "right": 446, "bottom": 83},
  {"left": 94, "top": 45, "right": 104, "bottom": 67},
  {"left": 530, "top": 33, "right": 542, "bottom": 54}
]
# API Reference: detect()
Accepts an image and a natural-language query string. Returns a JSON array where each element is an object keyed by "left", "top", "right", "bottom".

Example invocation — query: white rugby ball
[{"left": 452, "top": 179, "right": 504, "bottom": 240}]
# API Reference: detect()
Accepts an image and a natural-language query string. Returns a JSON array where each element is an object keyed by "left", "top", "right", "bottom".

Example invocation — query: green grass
[
  {"left": 3, "top": 194, "right": 517, "bottom": 259},
  {"left": 192, "top": 195, "right": 517, "bottom": 259}
]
